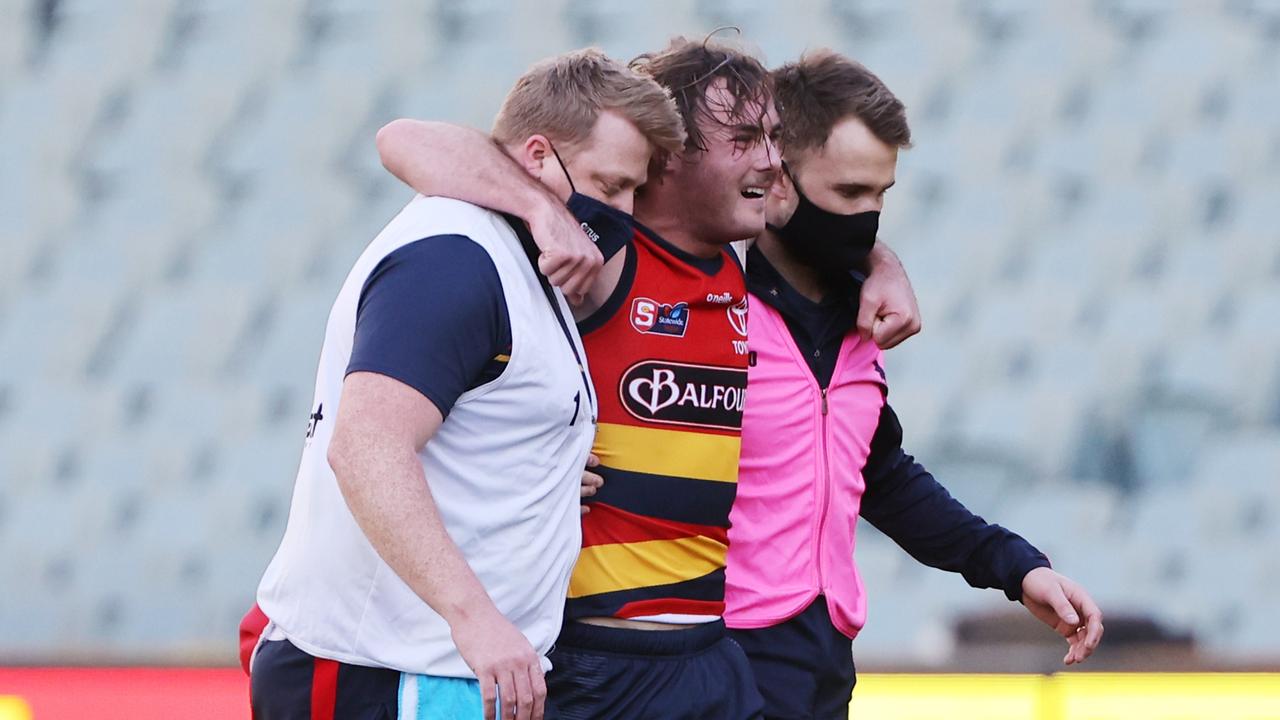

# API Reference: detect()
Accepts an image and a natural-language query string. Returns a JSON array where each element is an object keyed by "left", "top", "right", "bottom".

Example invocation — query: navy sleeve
[
  {"left": 859, "top": 404, "right": 1051, "bottom": 601},
  {"left": 346, "top": 235, "right": 511, "bottom": 417}
]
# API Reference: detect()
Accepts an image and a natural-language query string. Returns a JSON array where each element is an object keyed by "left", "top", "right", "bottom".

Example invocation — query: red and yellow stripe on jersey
[{"left": 568, "top": 223, "right": 750, "bottom": 623}]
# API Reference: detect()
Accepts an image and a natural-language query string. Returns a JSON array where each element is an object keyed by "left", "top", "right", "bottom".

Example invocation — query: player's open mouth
[{"left": 740, "top": 187, "right": 765, "bottom": 199}]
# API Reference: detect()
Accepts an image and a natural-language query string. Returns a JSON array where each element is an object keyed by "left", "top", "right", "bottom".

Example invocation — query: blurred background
[{"left": 1, "top": 0, "right": 1278, "bottom": 685}]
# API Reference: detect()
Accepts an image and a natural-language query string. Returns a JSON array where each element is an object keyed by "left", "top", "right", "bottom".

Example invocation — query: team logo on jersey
[
  {"left": 630, "top": 298, "right": 690, "bottom": 337},
  {"left": 620, "top": 360, "right": 748, "bottom": 430},
  {"left": 727, "top": 297, "right": 748, "bottom": 337}
]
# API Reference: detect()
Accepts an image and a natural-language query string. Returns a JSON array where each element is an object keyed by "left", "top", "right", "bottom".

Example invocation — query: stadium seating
[{"left": 1, "top": 0, "right": 1277, "bottom": 668}]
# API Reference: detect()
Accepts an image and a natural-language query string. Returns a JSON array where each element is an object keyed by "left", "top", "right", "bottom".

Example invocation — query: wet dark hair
[{"left": 630, "top": 33, "right": 773, "bottom": 160}]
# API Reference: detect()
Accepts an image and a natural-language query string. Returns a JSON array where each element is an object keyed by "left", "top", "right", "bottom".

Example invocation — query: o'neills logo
[{"left": 620, "top": 360, "right": 748, "bottom": 430}]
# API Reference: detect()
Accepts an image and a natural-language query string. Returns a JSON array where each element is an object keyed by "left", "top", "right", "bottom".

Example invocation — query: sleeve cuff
[{"left": 1004, "top": 552, "right": 1053, "bottom": 602}]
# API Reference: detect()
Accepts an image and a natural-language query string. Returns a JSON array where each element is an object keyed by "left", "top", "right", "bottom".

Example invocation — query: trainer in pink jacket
[{"left": 723, "top": 292, "right": 887, "bottom": 638}]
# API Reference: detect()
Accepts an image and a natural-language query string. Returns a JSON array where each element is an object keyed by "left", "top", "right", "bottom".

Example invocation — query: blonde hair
[{"left": 492, "top": 47, "right": 686, "bottom": 157}]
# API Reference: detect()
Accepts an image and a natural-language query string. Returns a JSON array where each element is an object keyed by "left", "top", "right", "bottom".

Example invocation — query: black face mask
[
  {"left": 552, "top": 145, "right": 637, "bottom": 254},
  {"left": 767, "top": 165, "right": 879, "bottom": 273}
]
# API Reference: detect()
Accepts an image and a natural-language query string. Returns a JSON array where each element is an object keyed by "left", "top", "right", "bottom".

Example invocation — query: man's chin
[{"left": 732, "top": 211, "right": 766, "bottom": 240}]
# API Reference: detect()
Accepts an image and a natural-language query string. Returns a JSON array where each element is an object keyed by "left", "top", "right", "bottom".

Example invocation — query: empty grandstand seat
[
  {"left": 1129, "top": 398, "right": 1224, "bottom": 489},
  {"left": 100, "top": 281, "right": 259, "bottom": 386},
  {"left": 0, "top": 283, "right": 124, "bottom": 383},
  {"left": 182, "top": 176, "right": 358, "bottom": 289},
  {"left": 1186, "top": 432, "right": 1280, "bottom": 538},
  {"left": 942, "top": 383, "right": 1090, "bottom": 477},
  {"left": 904, "top": 457, "right": 1024, "bottom": 520},
  {"left": 1000, "top": 480, "right": 1121, "bottom": 549}
]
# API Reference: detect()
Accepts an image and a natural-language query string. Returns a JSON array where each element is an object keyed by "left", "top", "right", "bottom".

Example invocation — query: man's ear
[
  {"left": 769, "top": 161, "right": 793, "bottom": 201},
  {"left": 519, "top": 134, "right": 552, "bottom": 180},
  {"left": 663, "top": 147, "right": 689, "bottom": 177}
]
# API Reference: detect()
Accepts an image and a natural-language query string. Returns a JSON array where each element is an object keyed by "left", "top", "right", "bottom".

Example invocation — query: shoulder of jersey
[
  {"left": 378, "top": 195, "right": 513, "bottom": 245},
  {"left": 403, "top": 195, "right": 503, "bottom": 223}
]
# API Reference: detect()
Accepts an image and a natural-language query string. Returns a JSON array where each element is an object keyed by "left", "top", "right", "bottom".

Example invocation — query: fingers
[
  {"left": 530, "top": 666, "right": 548, "bottom": 720},
  {"left": 580, "top": 505, "right": 590, "bottom": 516},
  {"left": 1055, "top": 582, "right": 1103, "bottom": 665},
  {"left": 1072, "top": 588, "right": 1105, "bottom": 662},
  {"left": 581, "top": 455, "right": 604, "bottom": 502},
  {"left": 537, "top": 253, "right": 575, "bottom": 284},
  {"left": 553, "top": 262, "right": 597, "bottom": 305},
  {"left": 538, "top": 244, "right": 602, "bottom": 291},
  {"left": 496, "top": 669, "right": 517, "bottom": 720},
  {"left": 1048, "top": 584, "right": 1081, "bottom": 633},
  {"left": 538, "top": 253, "right": 583, "bottom": 290},
  {"left": 543, "top": 264, "right": 578, "bottom": 294},
  {"left": 871, "top": 317, "right": 892, "bottom": 349},
  {"left": 512, "top": 666, "right": 534, "bottom": 720},
  {"left": 480, "top": 673, "right": 498, "bottom": 720},
  {"left": 872, "top": 312, "right": 922, "bottom": 350},
  {"left": 1064, "top": 628, "right": 1084, "bottom": 665},
  {"left": 581, "top": 472, "right": 603, "bottom": 492},
  {"left": 855, "top": 295, "right": 880, "bottom": 342},
  {"left": 580, "top": 470, "right": 602, "bottom": 513}
]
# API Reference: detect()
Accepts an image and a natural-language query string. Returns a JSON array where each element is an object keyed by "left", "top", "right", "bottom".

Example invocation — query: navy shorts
[
  {"left": 728, "top": 598, "right": 856, "bottom": 720},
  {"left": 546, "top": 619, "right": 764, "bottom": 720},
  {"left": 250, "top": 639, "right": 399, "bottom": 720},
  {"left": 250, "top": 638, "right": 551, "bottom": 719}
]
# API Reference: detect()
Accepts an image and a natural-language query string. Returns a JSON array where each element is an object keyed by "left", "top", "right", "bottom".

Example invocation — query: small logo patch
[
  {"left": 727, "top": 297, "right": 748, "bottom": 338},
  {"left": 631, "top": 297, "right": 690, "bottom": 337}
]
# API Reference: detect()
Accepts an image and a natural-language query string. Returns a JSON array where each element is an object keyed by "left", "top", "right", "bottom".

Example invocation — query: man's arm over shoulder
[
  {"left": 858, "top": 242, "right": 922, "bottom": 349},
  {"left": 375, "top": 119, "right": 603, "bottom": 304}
]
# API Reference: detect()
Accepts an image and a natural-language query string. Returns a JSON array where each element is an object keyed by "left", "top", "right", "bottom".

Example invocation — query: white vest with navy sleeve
[{"left": 255, "top": 195, "right": 597, "bottom": 678}]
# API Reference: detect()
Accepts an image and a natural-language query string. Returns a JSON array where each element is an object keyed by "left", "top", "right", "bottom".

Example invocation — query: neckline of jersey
[{"left": 633, "top": 218, "right": 726, "bottom": 277}]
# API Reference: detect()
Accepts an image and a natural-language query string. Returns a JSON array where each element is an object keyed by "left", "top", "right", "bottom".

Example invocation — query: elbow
[
  {"left": 327, "top": 431, "right": 357, "bottom": 494},
  {"left": 375, "top": 118, "right": 418, "bottom": 174}
]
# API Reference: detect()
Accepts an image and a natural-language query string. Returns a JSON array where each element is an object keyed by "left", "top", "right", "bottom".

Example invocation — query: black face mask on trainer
[
  {"left": 766, "top": 164, "right": 879, "bottom": 273},
  {"left": 552, "top": 145, "right": 636, "bottom": 256}
]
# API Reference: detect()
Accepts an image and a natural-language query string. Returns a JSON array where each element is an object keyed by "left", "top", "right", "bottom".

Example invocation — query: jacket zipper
[{"left": 816, "top": 387, "right": 831, "bottom": 591}]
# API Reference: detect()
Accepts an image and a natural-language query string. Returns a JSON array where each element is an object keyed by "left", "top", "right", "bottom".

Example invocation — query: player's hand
[
  {"left": 580, "top": 453, "right": 603, "bottom": 515},
  {"left": 1020, "top": 566, "right": 1104, "bottom": 665},
  {"left": 529, "top": 199, "right": 604, "bottom": 307},
  {"left": 452, "top": 609, "right": 547, "bottom": 720},
  {"left": 857, "top": 242, "right": 921, "bottom": 349}
]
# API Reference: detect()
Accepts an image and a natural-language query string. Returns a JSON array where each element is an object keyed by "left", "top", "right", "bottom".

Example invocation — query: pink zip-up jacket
[{"left": 723, "top": 293, "right": 887, "bottom": 638}]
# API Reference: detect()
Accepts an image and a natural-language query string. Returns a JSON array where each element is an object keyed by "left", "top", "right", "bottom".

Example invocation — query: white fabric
[{"left": 256, "top": 196, "right": 596, "bottom": 678}]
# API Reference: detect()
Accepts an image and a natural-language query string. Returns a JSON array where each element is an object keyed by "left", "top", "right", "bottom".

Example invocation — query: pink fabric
[{"left": 724, "top": 294, "right": 886, "bottom": 638}]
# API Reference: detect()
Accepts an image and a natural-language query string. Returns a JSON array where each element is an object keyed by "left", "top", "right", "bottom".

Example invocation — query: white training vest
[{"left": 255, "top": 196, "right": 597, "bottom": 678}]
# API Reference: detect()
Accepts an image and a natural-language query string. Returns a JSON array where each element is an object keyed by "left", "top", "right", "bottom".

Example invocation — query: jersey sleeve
[{"left": 346, "top": 234, "right": 512, "bottom": 417}]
